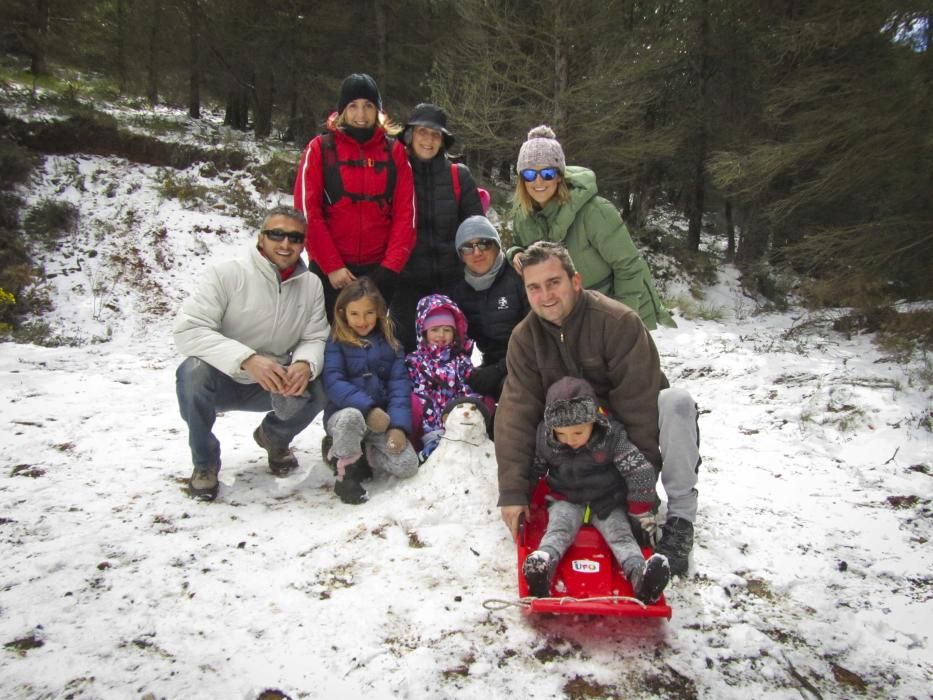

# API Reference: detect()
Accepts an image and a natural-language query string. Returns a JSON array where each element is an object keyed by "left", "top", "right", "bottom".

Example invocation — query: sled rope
[{"left": 482, "top": 595, "right": 647, "bottom": 610}]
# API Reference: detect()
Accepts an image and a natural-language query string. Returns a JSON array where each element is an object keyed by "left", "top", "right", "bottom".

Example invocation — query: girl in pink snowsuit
[{"left": 405, "top": 294, "right": 481, "bottom": 458}]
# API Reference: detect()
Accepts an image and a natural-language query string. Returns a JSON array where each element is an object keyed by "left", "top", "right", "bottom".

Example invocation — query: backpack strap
[
  {"left": 320, "top": 133, "right": 342, "bottom": 206},
  {"left": 320, "top": 132, "right": 397, "bottom": 207},
  {"left": 450, "top": 162, "right": 462, "bottom": 204}
]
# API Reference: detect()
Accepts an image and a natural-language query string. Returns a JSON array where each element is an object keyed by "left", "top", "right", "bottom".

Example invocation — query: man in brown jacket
[{"left": 495, "top": 242, "right": 699, "bottom": 575}]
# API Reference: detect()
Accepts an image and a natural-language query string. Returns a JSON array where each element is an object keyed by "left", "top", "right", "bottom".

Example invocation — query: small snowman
[{"left": 408, "top": 397, "right": 497, "bottom": 520}]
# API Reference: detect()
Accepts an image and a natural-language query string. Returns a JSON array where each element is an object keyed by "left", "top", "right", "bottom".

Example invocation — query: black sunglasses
[
  {"left": 262, "top": 228, "right": 305, "bottom": 244},
  {"left": 459, "top": 240, "right": 496, "bottom": 255},
  {"left": 520, "top": 167, "right": 560, "bottom": 182}
]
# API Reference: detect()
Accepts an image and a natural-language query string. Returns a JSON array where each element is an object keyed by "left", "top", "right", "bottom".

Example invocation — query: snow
[{"left": 1, "top": 146, "right": 931, "bottom": 699}]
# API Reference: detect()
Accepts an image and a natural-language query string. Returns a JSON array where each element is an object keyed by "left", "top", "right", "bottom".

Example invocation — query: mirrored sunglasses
[
  {"left": 262, "top": 228, "right": 305, "bottom": 244},
  {"left": 459, "top": 240, "right": 495, "bottom": 255},
  {"left": 520, "top": 167, "right": 560, "bottom": 183}
]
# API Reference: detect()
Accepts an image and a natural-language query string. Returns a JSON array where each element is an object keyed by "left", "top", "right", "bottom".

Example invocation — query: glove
[
  {"left": 385, "top": 428, "right": 407, "bottom": 455},
  {"left": 628, "top": 509, "right": 660, "bottom": 549},
  {"left": 369, "top": 266, "right": 399, "bottom": 306},
  {"left": 467, "top": 364, "right": 504, "bottom": 397},
  {"left": 365, "top": 407, "right": 391, "bottom": 433},
  {"left": 418, "top": 430, "right": 443, "bottom": 462}
]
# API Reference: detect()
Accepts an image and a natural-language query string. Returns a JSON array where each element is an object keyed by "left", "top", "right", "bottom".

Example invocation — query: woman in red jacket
[{"left": 293, "top": 73, "right": 416, "bottom": 321}]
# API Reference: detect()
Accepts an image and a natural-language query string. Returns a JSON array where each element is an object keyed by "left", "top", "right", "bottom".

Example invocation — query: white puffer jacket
[{"left": 174, "top": 245, "right": 329, "bottom": 383}]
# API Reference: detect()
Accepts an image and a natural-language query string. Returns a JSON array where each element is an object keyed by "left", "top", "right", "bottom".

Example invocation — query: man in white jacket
[{"left": 174, "top": 206, "right": 330, "bottom": 500}]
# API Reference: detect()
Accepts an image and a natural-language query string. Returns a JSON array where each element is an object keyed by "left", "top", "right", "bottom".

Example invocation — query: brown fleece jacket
[{"left": 494, "top": 290, "right": 663, "bottom": 507}]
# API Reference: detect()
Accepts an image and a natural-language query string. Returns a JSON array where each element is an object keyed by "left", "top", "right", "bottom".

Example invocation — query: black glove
[
  {"left": 467, "top": 364, "right": 505, "bottom": 397},
  {"left": 628, "top": 511, "right": 660, "bottom": 549},
  {"left": 369, "top": 266, "right": 399, "bottom": 305}
]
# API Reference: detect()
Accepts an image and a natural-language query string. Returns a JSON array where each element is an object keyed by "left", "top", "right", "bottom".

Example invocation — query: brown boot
[
  {"left": 253, "top": 425, "right": 298, "bottom": 476},
  {"left": 189, "top": 464, "right": 220, "bottom": 500}
]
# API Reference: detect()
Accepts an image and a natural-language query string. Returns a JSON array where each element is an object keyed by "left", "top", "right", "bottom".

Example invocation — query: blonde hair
[
  {"left": 331, "top": 277, "right": 401, "bottom": 350},
  {"left": 512, "top": 175, "right": 571, "bottom": 215},
  {"left": 333, "top": 109, "right": 403, "bottom": 137}
]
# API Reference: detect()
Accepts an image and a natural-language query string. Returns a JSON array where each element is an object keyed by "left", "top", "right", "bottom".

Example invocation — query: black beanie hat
[
  {"left": 338, "top": 73, "right": 382, "bottom": 114},
  {"left": 442, "top": 396, "right": 491, "bottom": 427}
]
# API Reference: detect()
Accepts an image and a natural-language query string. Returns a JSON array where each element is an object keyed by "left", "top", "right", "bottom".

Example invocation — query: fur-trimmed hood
[{"left": 413, "top": 293, "right": 473, "bottom": 354}]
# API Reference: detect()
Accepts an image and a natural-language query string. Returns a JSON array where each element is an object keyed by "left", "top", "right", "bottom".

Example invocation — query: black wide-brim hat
[{"left": 404, "top": 102, "right": 455, "bottom": 149}]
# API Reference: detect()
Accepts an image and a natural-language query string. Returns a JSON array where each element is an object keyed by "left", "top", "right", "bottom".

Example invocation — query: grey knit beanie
[
  {"left": 516, "top": 125, "right": 566, "bottom": 173},
  {"left": 455, "top": 215, "right": 501, "bottom": 257},
  {"left": 544, "top": 377, "right": 599, "bottom": 432}
]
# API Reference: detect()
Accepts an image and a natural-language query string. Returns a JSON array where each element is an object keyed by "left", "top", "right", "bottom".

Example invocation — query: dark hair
[
  {"left": 520, "top": 241, "right": 577, "bottom": 278},
  {"left": 262, "top": 205, "right": 306, "bottom": 229},
  {"left": 331, "top": 277, "right": 401, "bottom": 350}
]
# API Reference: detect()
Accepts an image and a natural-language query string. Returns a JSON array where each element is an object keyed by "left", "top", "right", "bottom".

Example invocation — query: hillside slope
[{"left": 1, "top": 112, "right": 930, "bottom": 699}]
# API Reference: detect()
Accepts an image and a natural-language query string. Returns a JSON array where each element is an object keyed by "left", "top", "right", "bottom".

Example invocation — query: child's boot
[
  {"left": 626, "top": 553, "right": 670, "bottom": 604},
  {"left": 523, "top": 549, "right": 556, "bottom": 598},
  {"left": 334, "top": 476, "right": 368, "bottom": 505},
  {"left": 321, "top": 434, "right": 337, "bottom": 475},
  {"left": 334, "top": 454, "right": 368, "bottom": 505}
]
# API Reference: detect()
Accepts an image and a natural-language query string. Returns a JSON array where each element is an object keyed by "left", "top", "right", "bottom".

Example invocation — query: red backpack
[
  {"left": 320, "top": 132, "right": 397, "bottom": 207},
  {"left": 450, "top": 163, "right": 490, "bottom": 214}
]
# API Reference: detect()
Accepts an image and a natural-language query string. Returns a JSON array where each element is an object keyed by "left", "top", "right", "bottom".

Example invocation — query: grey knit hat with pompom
[{"left": 516, "top": 125, "right": 566, "bottom": 173}]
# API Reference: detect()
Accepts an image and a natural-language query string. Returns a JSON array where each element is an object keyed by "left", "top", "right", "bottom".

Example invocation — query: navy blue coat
[{"left": 322, "top": 333, "right": 413, "bottom": 433}]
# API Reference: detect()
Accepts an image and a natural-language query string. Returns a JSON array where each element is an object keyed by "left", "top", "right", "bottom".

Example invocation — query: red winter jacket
[{"left": 293, "top": 117, "right": 416, "bottom": 275}]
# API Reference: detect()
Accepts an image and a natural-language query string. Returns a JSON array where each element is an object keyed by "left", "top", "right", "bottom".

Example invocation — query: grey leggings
[
  {"left": 538, "top": 501, "right": 643, "bottom": 579},
  {"left": 325, "top": 407, "right": 419, "bottom": 479}
]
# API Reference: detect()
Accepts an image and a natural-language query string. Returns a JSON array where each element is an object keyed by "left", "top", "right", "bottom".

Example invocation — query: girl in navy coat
[{"left": 322, "top": 277, "right": 419, "bottom": 504}]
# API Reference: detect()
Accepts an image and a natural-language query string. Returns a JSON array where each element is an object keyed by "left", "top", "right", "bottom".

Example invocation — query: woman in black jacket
[{"left": 391, "top": 103, "right": 484, "bottom": 353}]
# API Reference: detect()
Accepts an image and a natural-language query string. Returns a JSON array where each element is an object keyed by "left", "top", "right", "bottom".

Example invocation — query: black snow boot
[
  {"left": 321, "top": 434, "right": 337, "bottom": 474},
  {"left": 655, "top": 517, "right": 694, "bottom": 577},
  {"left": 628, "top": 553, "right": 671, "bottom": 604},
  {"left": 322, "top": 435, "right": 372, "bottom": 481},
  {"left": 522, "top": 550, "right": 556, "bottom": 598},
  {"left": 334, "top": 475, "right": 368, "bottom": 505}
]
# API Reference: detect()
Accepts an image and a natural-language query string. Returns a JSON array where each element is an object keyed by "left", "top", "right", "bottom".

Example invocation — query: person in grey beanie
[
  {"left": 522, "top": 377, "right": 670, "bottom": 603},
  {"left": 509, "top": 125, "right": 674, "bottom": 331},
  {"left": 449, "top": 215, "right": 529, "bottom": 401}
]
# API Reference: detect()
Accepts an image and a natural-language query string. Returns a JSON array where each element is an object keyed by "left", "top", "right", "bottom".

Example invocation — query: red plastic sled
[{"left": 517, "top": 480, "right": 672, "bottom": 618}]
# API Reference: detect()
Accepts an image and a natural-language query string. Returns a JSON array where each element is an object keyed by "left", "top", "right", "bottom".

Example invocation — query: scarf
[
  {"left": 464, "top": 252, "right": 505, "bottom": 292},
  {"left": 343, "top": 125, "right": 376, "bottom": 143}
]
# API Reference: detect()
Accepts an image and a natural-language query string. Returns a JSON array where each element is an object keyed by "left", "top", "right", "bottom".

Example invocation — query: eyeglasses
[
  {"left": 459, "top": 240, "right": 496, "bottom": 255},
  {"left": 520, "top": 167, "right": 560, "bottom": 183},
  {"left": 262, "top": 229, "right": 305, "bottom": 244}
]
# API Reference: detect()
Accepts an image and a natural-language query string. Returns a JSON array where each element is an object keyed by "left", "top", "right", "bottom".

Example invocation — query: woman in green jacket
[{"left": 509, "top": 125, "right": 674, "bottom": 330}]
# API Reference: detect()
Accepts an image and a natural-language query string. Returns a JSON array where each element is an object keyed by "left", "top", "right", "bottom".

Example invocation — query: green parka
[{"left": 510, "top": 166, "right": 674, "bottom": 330}]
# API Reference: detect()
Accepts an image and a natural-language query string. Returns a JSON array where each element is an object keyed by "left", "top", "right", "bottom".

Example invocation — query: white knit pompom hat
[{"left": 516, "top": 125, "right": 566, "bottom": 173}]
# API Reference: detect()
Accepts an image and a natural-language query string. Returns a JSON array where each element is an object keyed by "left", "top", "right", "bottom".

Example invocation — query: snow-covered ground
[{"left": 1, "top": 144, "right": 931, "bottom": 699}]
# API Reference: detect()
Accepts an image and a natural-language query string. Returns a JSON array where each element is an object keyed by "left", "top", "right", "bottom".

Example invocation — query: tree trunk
[
  {"left": 736, "top": 211, "right": 769, "bottom": 263},
  {"left": 186, "top": 0, "right": 201, "bottom": 119},
  {"left": 724, "top": 199, "right": 735, "bottom": 260},
  {"left": 253, "top": 69, "right": 274, "bottom": 138},
  {"left": 29, "top": 0, "right": 50, "bottom": 76},
  {"left": 374, "top": 0, "right": 388, "bottom": 88},
  {"left": 685, "top": 0, "right": 709, "bottom": 252},
  {"left": 146, "top": 0, "right": 164, "bottom": 107},
  {"left": 115, "top": 0, "right": 127, "bottom": 94},
  {"left": 224, "top": 90, "right": 249, "bottom": 131},
  {"left": 552, "top": 0, "right": 568, "bottom": 131}
]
